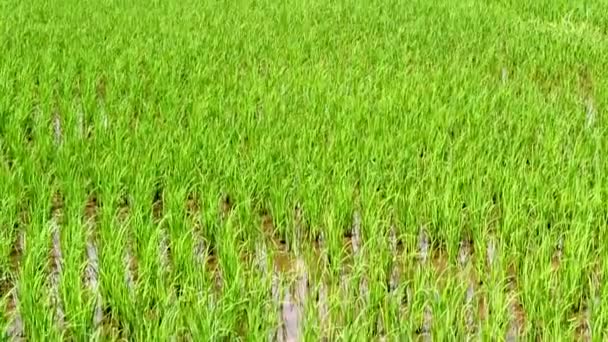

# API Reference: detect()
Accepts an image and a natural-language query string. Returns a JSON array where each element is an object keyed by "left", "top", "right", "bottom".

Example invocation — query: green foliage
[{"left": 0, "top": 0, "right": 607, "bottom": 339}]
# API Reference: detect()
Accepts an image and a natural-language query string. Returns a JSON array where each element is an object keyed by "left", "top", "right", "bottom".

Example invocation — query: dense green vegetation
[{"left": 0, "top": 0, "right": 607, "bottom": 340}]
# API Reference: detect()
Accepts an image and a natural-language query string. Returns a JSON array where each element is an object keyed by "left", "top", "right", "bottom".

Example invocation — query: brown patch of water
[
  {"left": 272, "top": 247, "right": 294, "bottom": 275},
  {"left": 272, "top": 253, "right": 308, "bottom": 341},
  {"left": 458, "top": 235, "right": 477, "bottom": 335},
  {"left": 479, "top": 232, "right": 498, "bottom": 324},
  {"left": 310, "top": 230, "right": 331, "bottom": 340},
  {"left": 270, "top": 271, "right": 281, "bottom": 340},
  {"left": 277, "top": 257, "right": 308, "bottom": 342},
  {"left": 118, "top": 198, "right": 138, "bottom": 293},
  {"left": 430, "top": 248, "right": 449, "bottom": 279},
  {"left": 261, "top": 206, "right": 318, "bottom": 341},
  {"left": 150, "top": 183, "right": 175, "bottom": 300},
  {"left": 186, "top": 193, "right": 206, "bottom": 264},
  {"left": 5, "top": 228, "right": 25, "bottom": 341},
  {"left": 316, "top": 279, "right": 329, "bottom": 340},
  {"left": 49, "top": 191, "right": 65, "bottom": 330},
  {"left": 350, "top": 210, "right": 369, "bottom": 312},
  {"left": 414, "top": 226, "right": 436, "bottom": 341},
  {"left": 505, "top": 265, "right": 526, "bottom": 341},
  {"left": 378, "top": 224, "right": 404, "bottom": 339},
  {"left": 259, "top": 210, "right": 299, "bottom": 275},
  {"left": 84, "top": 194, "right": 103, "bottom": 330}
]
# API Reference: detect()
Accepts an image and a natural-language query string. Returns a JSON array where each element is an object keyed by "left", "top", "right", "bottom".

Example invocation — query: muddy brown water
[
  {"left": 118, "top": 200, "right": 138, "bottom": 294},
  {"left": 4, "top": 229, "right": 25, "bottom": 340},
  {"left": 49, "top": 192, "right": 65, "bottom": 330},
  {"left": 505, "top": 266, "right": 525, "bottom": 341},
  {"left": 84, "top": 195, "right": 103, "bottom": 330},
  {"left": 275, "top": 257, "right": 307, "bottom": 342},
  {"left": 458, "top": 236, "right": 477, "bottom": 336}
]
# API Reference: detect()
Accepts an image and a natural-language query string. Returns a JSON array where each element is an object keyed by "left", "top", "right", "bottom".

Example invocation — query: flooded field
[
  {"left": 1, "top": 0, "right": 608, "bottom": 339},
  {"left": 0, "top": 188, "right": 605, "bottom": 340}
]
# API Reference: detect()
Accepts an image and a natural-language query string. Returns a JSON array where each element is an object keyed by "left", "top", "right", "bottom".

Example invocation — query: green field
[{"left": 1, "top": 0, "right": 607, "bottom": 340}]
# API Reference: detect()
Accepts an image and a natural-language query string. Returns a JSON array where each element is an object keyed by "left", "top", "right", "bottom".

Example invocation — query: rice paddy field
[{"left": 1, "top": 0, "right": 607, "bottom": 340}]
